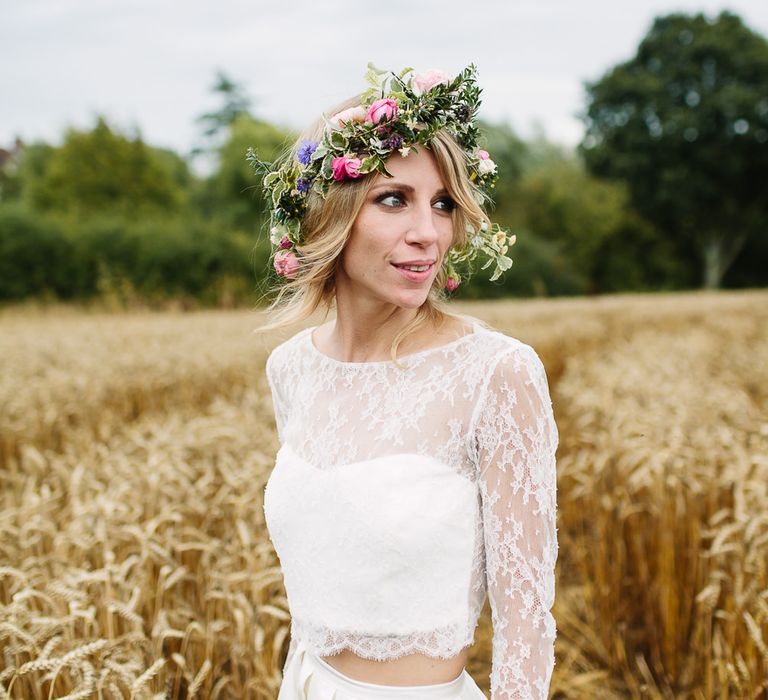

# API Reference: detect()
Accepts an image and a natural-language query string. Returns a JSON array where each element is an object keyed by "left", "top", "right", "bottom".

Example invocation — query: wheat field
[{"left": 1, "top": 289, "right": 766, "bottom": 699}]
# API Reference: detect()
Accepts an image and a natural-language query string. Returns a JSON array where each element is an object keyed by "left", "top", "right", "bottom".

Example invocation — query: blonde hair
[{"left": 253, "top": 94, "right": 493, "bottom": 365}]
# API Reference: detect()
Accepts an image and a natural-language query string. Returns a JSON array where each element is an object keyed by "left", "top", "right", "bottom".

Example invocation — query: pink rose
[
  {"left": 331, "top": 156, "right": 362, "bottom": 181},
  {"left": 366, "top": 98, "right": 399, "bottom": 125},
  {"left": 273, "top": 250, "right": 300, "bottom": 278},
  {"left": 412, "top": 69, "right": 451, "bottom": 96},
  {"left": 279, "top": 235, "right": 293, "bottom": 250},
  {"left": 445, "top": 275, "right": 461, "bottom": 292},
  {"left": 477, "top": 149, "right": 490, "bottom": 160},
  {"left": 329, "top": 105, "right": 367, "bottom": 129}
]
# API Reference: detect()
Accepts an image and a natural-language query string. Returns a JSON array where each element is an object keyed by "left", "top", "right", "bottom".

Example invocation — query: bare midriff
[{"left": 318, "top": 647, "right": 471, "bottom": 686}]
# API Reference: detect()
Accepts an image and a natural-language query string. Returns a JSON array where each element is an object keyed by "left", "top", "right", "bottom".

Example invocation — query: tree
[
  {"left": 191, "top": 71, "right": 253, "bottom": 168},
  {"left": 30, "top": 116, "right": 186, "bottom": 219},
  {"left": 579, "top": 11, "right": 768, "bottom": 288},
  {"left": 476, "top": 119, "right": 527, "bottom": 227},
  {"left": 192, "top": 113, "right": 289, "bottom": 230}
]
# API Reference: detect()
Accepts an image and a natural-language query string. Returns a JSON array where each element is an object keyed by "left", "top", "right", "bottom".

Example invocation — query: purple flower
[
  {"left": 297, "top": 140, "right": 318, "bottom": 165},
  {"left": 296, "top": 176, "right": 312, "bottom": 193},
  {"left": 383, "top": 134, "right": 403, "bottom": 150}
]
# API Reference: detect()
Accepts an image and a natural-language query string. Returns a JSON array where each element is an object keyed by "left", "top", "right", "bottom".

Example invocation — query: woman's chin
[{"left": 392, "top": 289, "right": 432, "bottom": 309}]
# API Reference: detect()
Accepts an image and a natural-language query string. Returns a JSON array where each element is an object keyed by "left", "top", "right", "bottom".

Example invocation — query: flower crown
[{"left": 247, "top": 63, "right": 516, "bottom": 291}]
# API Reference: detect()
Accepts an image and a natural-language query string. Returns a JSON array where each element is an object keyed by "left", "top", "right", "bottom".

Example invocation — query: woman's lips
[{"left": 391, "top": 262, "right": 434, "bottom": 282}]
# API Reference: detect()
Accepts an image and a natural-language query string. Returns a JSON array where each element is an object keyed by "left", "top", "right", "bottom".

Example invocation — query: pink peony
[
  {"left": 412, "top": 69, "right": 451, "bottom": 96},
  {"left": 366, "top": 98, "right": 399, "bottom": 124},
  {"left": 331, "top": 155, "right": 362, "bottom": 181},
  {"left": 273, "top": 250, "right": 300, "bottom": 278},
  {"left": 445, "top": 275, "right": 461, "bottom": 292},
  {"left": 278, "top": 235, "right": 293, "bottom": 250},
  {"left": 329, "top": 105, "right": 367, "bottom": 129},
  {"left": 477, "top": 149, "right": 490, "bottom": 160}
]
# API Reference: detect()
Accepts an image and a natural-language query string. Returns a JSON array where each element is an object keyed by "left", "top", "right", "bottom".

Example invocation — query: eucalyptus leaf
[
  {"left": 360, "top": 87, "right": 380, "bottom": 105},
  {"left": 364, "top": 62, "right": 386, "bottom": 89}
]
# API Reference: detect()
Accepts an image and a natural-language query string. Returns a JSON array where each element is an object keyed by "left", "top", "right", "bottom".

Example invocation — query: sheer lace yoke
[{"left": 306, "top": 321, "right": 479, "bottom": 367}]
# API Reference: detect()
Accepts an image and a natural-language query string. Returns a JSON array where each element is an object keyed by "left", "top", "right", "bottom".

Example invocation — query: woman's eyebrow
[{"left": 372, "top": 182, "right": 449, "bottom": 195}]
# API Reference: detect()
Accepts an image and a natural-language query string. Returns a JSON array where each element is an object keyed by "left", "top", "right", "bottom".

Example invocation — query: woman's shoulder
[
  {"left": 461, "top": 317, "right": 547, "bottom": 383},
  {"left": 265, "top": 325, "right": 313, "bottom": 375},
  {"left": 461, "top": 315, "right": 530, "bottom": 357}
]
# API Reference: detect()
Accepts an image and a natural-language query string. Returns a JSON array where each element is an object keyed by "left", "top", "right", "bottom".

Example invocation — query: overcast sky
[{"left": 3, "top": 0, "right": 768, "bottom": 163}]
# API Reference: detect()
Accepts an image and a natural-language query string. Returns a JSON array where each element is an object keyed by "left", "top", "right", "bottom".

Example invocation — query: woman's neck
[{"left": 318, "top": 305, "right": 423, "bottom": 363}]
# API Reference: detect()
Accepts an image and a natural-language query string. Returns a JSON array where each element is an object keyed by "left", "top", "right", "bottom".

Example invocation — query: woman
[{"left": 253, "top": 64, "right": 559, "bottom": 700}]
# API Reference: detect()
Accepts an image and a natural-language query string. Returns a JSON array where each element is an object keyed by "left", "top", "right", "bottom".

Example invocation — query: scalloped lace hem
[{"left": 291, "top": 618, "right": 477, "bottom": 661}]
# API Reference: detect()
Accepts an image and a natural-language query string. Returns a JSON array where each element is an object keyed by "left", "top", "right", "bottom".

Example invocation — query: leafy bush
[{"left": 0, "top": 204, "right": 79, "bottom": 300}]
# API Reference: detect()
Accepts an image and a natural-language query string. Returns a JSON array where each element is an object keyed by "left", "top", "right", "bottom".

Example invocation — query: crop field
[{"left": 1, "top": 289, "right": 766, "bottom": 699}]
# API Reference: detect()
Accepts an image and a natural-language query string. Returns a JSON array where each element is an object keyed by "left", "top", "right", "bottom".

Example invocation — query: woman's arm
[
  {"left": 474, "top": 344, "right": 559, "bottom": 699},
  {"left": 265, "top": 349, "right": 289, "bottom": 443}
]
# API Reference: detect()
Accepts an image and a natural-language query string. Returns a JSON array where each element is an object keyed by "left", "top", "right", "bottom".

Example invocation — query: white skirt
[{"left": 277, "top": 643, "right": 487, "bottom": 700}]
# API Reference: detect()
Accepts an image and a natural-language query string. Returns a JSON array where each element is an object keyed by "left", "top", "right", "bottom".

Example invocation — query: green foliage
[
  {"left": 518, "top": 158, "right": 686, "bottom": 292},
  {"left": 0, "top": 203, "right": 259, "bottom": 306},
  {"left": 477, "top": 119, "right": 527, "bottom": 227},
  {"left": 0, "top": 204, "right": 76, "bottom": 300},
  {"left": 454, "top": 225, "right": 587, "bottom": 299},
  {"left": 70, "top": 215, "right": 257, "bottom": 306},
  {"left": 580, "top": 10, "right": 768, "bottom": 288},
  {"left": 30, "top": 116, "right": 187, "bottom": 220},
  {"left": 4, "top": 142, "right": 55, "bottom": 207},
  {"left": 195, "top": 71, "right": 253, "bottom": 143},
  {"left": 196, "top": 113, "right": 290, "bottom": 230}
]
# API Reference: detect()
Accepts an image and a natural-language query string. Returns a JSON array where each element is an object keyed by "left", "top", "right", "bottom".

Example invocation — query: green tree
[
  {"left": 476, "top": 120, "right": 527, "bottom": 228},
  {"left": 4, "top": 142, "right": 54, "bottom": 208},
  {"left": 191, "top": 71, "right": 253, "bottom": 165},
  {"left": 31, "top": 116, "right": 187, "bottom": 220},
  {"left": 194, "top": 113, "right": 289, "bottom": 230},
  {"left": 520, "top": 158, "right": 683, "bottom": 292},
  {"left": 579, "top": 10, "right": 768, "bottom": 288}
]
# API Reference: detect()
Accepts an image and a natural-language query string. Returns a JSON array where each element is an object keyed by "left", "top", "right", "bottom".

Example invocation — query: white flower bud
[{"left": 478, "top": 158, "right": 497, "bottom": 175}]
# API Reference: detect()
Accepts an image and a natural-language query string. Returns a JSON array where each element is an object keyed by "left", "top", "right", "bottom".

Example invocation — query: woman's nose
[{"left": 405, "top": 201, "right": 440, "bottom": 244}]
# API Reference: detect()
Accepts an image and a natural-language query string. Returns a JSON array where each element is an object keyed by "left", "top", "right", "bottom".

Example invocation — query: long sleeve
[
  {"left": 473, "top": 345, "right": 559, "bottom": 700},
  {"left": 265, "top": 349, "right": 289, "bottom": 444},
  {"left": 265, "top": 348, "right": 296, "bottom": 674}
]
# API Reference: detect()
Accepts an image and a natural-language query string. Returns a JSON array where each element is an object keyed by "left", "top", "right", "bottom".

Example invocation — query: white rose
[
  {"left": 329, "top": 105, "right": 367, "bottom": 129},
  {"left": 477, "top": 157, "right": 497, "bottom": 175},
  {"left": 411, "top": 69, "right": 452, "bottom": 96}
]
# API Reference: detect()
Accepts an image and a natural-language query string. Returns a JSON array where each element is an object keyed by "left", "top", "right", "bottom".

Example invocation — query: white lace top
[{"left": 263, "top": 316, "right": 559, "bottom": 700}]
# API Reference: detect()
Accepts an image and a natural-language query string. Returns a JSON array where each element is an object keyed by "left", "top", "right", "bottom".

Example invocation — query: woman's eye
[
  {"left": 378, "top": 193, "right": 405, "bottom": 208},
  {"left": 435, "top": 197, "right": 456, "bottom": 212}
]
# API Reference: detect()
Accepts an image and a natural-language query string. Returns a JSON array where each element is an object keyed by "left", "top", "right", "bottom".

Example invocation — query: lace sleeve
[
  {"left": 266, "top": 348, "right": 295, "bottom": 673},
  {"left": 265, "top": 349, "right": 289, "bottom": 444},
  {"left": 473, "top": 344, "right": 559, "bottom": 699}
]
